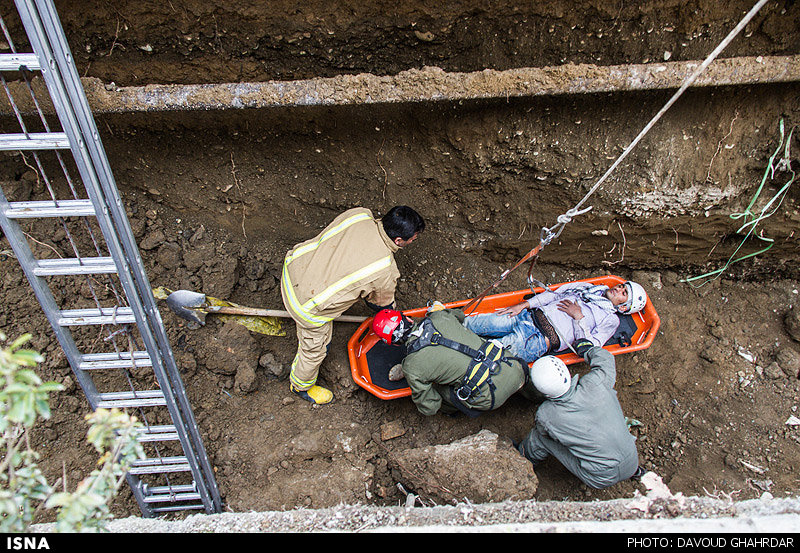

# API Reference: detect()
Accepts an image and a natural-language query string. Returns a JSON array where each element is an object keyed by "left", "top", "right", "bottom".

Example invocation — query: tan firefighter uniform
[{"left": 280, "top": 207, "right": 401, "bottom": 391}]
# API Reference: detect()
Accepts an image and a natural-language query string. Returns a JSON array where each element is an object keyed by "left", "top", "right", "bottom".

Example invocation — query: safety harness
[{"left": 406, "top": 318, "right": 524, "bottom": 417}]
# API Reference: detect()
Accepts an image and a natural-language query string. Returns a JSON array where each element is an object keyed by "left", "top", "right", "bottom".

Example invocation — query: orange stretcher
[{"left": 347, "top": 274, "right": 661, "bottom": 400}]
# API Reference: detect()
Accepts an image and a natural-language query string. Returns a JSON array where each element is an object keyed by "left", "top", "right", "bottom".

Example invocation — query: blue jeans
[{"left": 463, "top": 310, "right": 548, "bottom": 363}]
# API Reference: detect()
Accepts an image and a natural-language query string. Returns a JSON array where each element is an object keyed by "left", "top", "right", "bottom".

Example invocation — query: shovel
[{"left": 165, "top": 289, "right": 367, "bottom": 326}]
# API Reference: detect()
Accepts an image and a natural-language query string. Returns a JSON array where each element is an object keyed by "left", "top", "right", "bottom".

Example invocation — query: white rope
[{"left": 540, "top": 0, "right": 771, "bottom": 246}]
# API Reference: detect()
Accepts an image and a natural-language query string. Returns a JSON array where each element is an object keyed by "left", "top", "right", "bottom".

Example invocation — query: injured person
[{"left": 463, "top": 280, "right": 647, "bottom": 364}]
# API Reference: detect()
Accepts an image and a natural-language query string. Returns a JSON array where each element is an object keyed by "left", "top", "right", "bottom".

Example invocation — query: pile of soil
[{"left": 0, "top": 0, "right": 799, "bottom": 522}]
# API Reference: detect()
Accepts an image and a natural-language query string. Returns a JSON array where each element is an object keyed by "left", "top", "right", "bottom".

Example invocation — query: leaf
[
  {"left": 45, "top": 492, "right": 70, "bottom": 508},
  {"left": 15, "top": 368, "right": 43, "bottom": 385},
  {"left": 12, "top": 350, "right": 44, "bottom": 367},
  {"left": 35, "top": 398, "right": 51, "bottom": 420},
  {"left": 6, "top": 399, "right": 27, "bottom": 425},
  {"left": 152, "top": 286, "right": 173, "bottom": 300},
  {"left": 7, "top": 334, "right": 32, "bottom": 351},
  {"left": 37, "top": 381, "right": 65, "bottom": 393}
]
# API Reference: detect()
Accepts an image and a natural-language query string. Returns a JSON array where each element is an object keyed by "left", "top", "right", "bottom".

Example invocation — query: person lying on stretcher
[{"left": 463, "top": 280, "right": 647, "bottom": 363}]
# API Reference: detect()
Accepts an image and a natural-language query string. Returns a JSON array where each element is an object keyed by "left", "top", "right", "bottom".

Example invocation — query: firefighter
[{"left": 281, "top": 206, "right": 424, "bottom": 404}]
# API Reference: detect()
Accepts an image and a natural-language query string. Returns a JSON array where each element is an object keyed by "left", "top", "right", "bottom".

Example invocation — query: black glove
[
  {"left": 364, "top": 298, "right": 395, "bottom": 313},
  {"left": 572, "top": 339, "right": 594, "bottom": 358}
]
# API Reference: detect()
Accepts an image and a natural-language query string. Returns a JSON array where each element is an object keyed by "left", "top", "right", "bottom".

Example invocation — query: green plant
[
  {"left": 46, "top": 408, "right": 145, "bottom": 532},
  {"left": 0, "top": 332, "right": 144, "bottom": 532},
  {"left": 0, "top": 332, "right": 61, "bottom": 532}
]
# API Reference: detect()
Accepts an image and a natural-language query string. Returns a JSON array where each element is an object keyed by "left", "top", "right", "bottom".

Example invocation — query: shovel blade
[{"left": 166, "top": 289, "right": 208, "bottom": 325}]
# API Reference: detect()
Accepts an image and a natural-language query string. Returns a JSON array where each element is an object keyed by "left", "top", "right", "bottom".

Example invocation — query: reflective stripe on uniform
[
  {"left": 289, "top": 355, "right": 316, "bottom": 389},
  {"left": 302, "top": 255, "right": 391, "bottom": 311},
  {"left": 285, "top": 212, "right": 372, "bottom": 264},
  {"left": 283, "top": 211, "right": 391, "bottom": 327},
  {"left": 282, "top": 264, "right": 332, "bottom": 326}
]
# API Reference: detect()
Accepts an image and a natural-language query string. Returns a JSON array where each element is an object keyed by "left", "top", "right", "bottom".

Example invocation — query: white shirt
[{"left": 526, "top": 282, "right": 621, "bottom": 351}]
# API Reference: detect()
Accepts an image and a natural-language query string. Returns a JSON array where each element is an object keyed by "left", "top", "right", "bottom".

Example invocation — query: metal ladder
[{"left": 0, "top": 0, "right": 221, "bottom": 516}]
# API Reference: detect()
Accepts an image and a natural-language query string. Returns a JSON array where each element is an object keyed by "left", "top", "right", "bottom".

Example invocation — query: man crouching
[
  {"left": 518, "top": 339, "right": 644, "bottom": 488},
  {"left": 373, "top": 305, "right": 537, "bottom": 417}
]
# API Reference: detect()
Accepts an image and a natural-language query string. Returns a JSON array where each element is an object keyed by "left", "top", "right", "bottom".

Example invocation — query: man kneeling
[
  {"left": 518, "top": 340, "right": 644, "bottom": 488},
  {"left": 373, "top": 306, "right": 536, "bottom": 417}
]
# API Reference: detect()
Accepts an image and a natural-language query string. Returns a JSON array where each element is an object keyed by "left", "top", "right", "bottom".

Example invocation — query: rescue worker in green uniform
[
  {"left": 372, "top": 305, "right": 537, "bottom": 416},
  {"left": 518, "top": 339, "right": 644, "bottom": 488}
]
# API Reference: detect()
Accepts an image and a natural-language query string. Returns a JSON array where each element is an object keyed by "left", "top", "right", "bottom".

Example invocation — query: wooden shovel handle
[{"left": 205, "top": 305, "right": 367, "bottom": 323}]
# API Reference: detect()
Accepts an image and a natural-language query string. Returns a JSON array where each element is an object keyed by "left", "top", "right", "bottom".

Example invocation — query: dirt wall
[
  {"left": 91, "top": 82, "right": 800, "bottom": 277},
  {"left": 3, "top": 0, "right": 796, "bottom": 85},
  {"left": 0, "top": 0, "right": 799, "bottom": 521}
]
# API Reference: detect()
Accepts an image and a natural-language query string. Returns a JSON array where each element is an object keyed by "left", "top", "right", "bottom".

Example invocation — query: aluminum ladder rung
[
  {"left": 33, "top": 256, "right": 117, "bottom": 276},
  {"left": 0, "top": 52, "right": 41, "bottom": 71},
  {"left": 79, "top": 351, "right": 152, "bottom": 371},
  {"left": 144, "top": 484, "right": 197, "bottom": 495},
  {"left": 96, "top": 390, "right": 165, "bottom": 409},
  {"left": 4, "top": 199, "right": 95, "bottom": 218},
  {"left": 58, "top": 307, "right": 136, "bottom": 326},
  {"left": 0, "top": 132, "right": 70, "bottom": 151},
  {"left": 143, "top": 492, "right": 202, "bottom": 504},
  {"left": 151, "top": 504, "right": 206, "bottom": 513},
  {"left": 134, "top": 425, "right": 180, "bottom": 442},
  {"left": 130, "top": 455, "right": 191, "bottom": 475}
]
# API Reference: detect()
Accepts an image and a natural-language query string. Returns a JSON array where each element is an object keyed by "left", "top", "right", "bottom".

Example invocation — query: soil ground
[{"left": 1, "top": 0, "right": 799, "bottom": 523}]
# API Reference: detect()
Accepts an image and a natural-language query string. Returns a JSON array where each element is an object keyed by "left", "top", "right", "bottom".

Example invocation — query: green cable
[
  {"left": 683, "top": 119, "right": 796, "bottom": 287},
  {"left": 730, "top": 119, "right": 787, "bottom": 226}
]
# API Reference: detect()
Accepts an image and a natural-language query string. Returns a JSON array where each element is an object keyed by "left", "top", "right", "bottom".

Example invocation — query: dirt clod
[{"left": 389, "top": 430, "right": 539, "bottom": 505}]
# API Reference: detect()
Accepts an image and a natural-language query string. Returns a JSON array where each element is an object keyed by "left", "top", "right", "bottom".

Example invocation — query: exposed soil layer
[
  {"left": 2, "top": 0, "right": 798, "bottom": 86},
  {"left": 0, "top": 0, "right": 799, "bottom": 522}
]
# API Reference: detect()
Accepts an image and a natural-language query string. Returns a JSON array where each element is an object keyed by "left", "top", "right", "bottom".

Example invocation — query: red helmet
[{"left": 373, "top": 309, "right": 405, "bottom": 343}]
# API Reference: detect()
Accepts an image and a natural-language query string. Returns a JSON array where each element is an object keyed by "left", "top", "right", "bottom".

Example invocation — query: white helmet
[
  {"left": 530, "top": 356, "right": 571, "bottom": 399},
  {"left": 619, "top": 281, "right": 647, "bottom": 314}
]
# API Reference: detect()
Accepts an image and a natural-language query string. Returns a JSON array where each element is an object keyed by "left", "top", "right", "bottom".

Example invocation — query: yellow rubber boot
[{"left": 291, "top": 384, "right": 333, "bottom": 405}]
